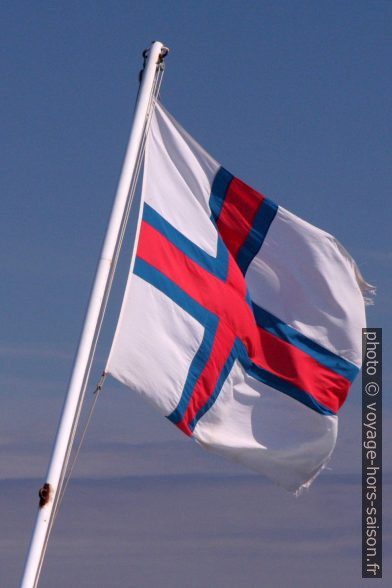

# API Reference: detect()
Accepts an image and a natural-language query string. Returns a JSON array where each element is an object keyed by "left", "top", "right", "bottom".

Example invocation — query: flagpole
[{"left": 20, "top": 40, "right": 167, "bottom": 588}]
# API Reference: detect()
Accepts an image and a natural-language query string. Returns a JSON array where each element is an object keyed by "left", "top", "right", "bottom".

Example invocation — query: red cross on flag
[{"left": 106, "top": 102, "right": 371, "bottom": 493}]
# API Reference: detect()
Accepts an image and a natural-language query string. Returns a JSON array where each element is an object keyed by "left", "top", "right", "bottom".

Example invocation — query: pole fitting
[
  {"left": 158, "top": 46, "right": 169, "bottom": 63},
  {"left": 139, "top": 43, "right": 169, "bottom": 81},
  {"left": 38, "top": 483, "right": 53, "bottom": 509}
]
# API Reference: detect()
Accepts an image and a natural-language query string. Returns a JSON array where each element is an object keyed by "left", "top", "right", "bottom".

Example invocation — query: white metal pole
[{"left": 20, "top": 40, "right": 166, "bottom": 588}]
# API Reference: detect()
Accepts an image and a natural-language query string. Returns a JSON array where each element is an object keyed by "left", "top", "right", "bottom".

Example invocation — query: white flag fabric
[{"left": 106, "top": 102, "right": 371, "bottom": 492}]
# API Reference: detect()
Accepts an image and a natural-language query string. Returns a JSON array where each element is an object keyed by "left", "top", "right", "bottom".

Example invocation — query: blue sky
[{"left": 1, "top": 1, "right": 391, "bottom": 586}]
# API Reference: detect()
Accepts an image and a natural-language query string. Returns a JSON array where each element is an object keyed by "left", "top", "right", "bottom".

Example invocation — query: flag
[{"left": 106, "top": 102, "right": 371, "bottom": 492}]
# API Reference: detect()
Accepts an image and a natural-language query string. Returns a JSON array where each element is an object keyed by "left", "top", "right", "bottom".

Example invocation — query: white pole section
[{"left": 20, "top": 40, "right": 166, "bottom": 588}]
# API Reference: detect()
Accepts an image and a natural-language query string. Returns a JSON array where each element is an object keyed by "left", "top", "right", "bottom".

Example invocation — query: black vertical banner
[{"left": 362, "top": 328, "right": 382, "bottom": 578}]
